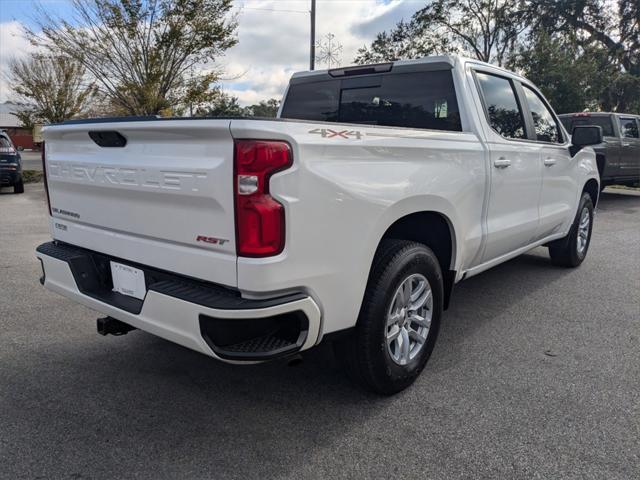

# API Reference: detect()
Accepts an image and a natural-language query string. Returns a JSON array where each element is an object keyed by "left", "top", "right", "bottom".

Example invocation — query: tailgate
[{"left": 43, "top": 119, "right": 238, "bottom": 287}]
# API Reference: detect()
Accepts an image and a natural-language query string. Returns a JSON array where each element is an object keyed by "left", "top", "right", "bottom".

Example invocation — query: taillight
[
  {"left": 234, "top": 140, "right": 292, "bottom": 257},
  {"left": 42, "top": 142, "right": 51, "bottom": 216}
]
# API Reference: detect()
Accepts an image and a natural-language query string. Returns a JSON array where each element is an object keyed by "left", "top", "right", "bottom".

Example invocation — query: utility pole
[{"left": 310, "top": 0, "right": 316, "bottom": 70}]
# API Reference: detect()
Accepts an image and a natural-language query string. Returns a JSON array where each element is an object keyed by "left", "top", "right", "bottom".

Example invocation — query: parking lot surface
[
  {"left": 18, "top": 151, "right": 42, "bottom": 171},
  {"left": 1, "top": 184, "right": 638, "bottom": 480}
]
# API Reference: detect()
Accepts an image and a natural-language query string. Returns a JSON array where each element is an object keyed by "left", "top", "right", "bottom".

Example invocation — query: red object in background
[{"left": 1, "top": 128, "right": 35, "bottom": 150}]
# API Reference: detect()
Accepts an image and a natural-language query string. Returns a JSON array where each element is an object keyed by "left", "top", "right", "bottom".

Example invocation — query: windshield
[{"left": 281, "top": 70, "right": 462, "bottom": 132}]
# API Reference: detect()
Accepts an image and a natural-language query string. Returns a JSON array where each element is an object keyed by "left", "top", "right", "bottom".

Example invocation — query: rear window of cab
[{"left": 281, "top": 70, "right": 462, "bottom": 132}]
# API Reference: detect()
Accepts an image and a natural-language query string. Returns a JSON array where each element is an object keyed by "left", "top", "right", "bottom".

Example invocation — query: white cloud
[
  {"left": 0, "top": 21, "right": 36, "bottom": 102},
  {"left": 0, "top": 1, "right": 420, "bottom": 105},
  {"left": 221, "top": 0, "right": 419, "bottom": 104}
]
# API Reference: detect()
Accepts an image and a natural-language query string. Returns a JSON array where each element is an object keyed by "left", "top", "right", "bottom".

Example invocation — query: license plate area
[{"left": 110, "top": 261, "right": 147, "bottom": 300}]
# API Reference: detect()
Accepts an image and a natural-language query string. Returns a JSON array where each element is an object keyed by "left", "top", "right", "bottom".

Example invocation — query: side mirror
[{"left": 570, "top": 125, "right": 603, "bottom": 156}]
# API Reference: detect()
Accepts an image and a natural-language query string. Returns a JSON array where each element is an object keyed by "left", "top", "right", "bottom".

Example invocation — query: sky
[{"left": 0, "top": 0, "right": 423, "bottom": 105}]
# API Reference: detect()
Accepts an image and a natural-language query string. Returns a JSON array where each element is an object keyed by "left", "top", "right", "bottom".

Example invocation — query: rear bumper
[
  {"left": 36, "top": 241, "right": 321, "bottom": 362},
  {"left": 0, "top": 170, "right": 21, "bottom": 186}
]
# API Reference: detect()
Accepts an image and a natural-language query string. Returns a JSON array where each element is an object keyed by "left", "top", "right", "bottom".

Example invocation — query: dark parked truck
[
  {"left": 559, "top": 113, "right": 640, "bottom": 189},
  {"left": 0, "top": 131, "right": 24, "bottom": 194}
]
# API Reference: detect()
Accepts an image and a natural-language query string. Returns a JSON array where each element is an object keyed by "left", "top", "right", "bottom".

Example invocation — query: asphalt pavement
[
  {"left": 1, "top": 184, "right": 638, "bottom": 480},
  {"left": 18, "top": 151, "right": 42, "bottom": 171}
]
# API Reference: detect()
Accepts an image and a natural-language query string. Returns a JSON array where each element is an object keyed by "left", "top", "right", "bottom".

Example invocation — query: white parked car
[{"left": 37, "top": 56, "right": 602, "bottom": 394}]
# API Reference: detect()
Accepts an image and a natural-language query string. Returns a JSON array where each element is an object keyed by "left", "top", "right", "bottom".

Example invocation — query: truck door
[
  {"left": 618, "top": 117, "right": 640, "bottom": 178},
  {"left": 520, "top": 84, "right": 578, "bottom": 240},
  {"left": 473, "top": 71, "right": 542, "bottom": 263}
]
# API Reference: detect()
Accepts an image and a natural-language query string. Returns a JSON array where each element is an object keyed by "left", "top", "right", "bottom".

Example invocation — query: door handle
[
  {"left": 494, "top": 157, "right": 511, "bottom": 168},
  {"left": 622, "top": 143, "right": 631, "bottom": 147},
  {"left": 543, "top": 157, "right": 557, "bottom": 167}
]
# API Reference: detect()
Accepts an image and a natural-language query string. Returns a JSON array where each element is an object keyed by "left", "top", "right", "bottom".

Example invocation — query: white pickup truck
[{"left": 37, "top": 56, "right": 602, "bottom": 394}]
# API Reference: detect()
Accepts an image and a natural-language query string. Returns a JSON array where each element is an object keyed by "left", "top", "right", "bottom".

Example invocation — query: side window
[
  {"left": 619, "top": 118, "right": 639, "bottom": 138},
  {"left": 475, "top": 71, "right": 526, "bottom": 139},
  {"left": 522, "top": 85, "right": 562, "bottom": 143}
]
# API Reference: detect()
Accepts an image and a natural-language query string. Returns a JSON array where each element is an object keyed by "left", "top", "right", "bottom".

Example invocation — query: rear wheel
[
  {"left": 14, "top": 181, "right": 24, "bottom": 194},
  {"left": 548, "top": 192, "right": 594, "bottom": 267},
  {"left": 334, "top": 240, "right": 443, "bottom": 395}
]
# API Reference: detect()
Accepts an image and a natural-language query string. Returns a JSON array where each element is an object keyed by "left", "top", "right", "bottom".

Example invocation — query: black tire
[
  {"left": 334, "top": 240, "right": 443, "bottom": 395},
  {"left": 14, "top": 181, "right": 24, "bottom": 194},
  {"left": 548, "top": 192, "right": 594, "bottom": 267}
]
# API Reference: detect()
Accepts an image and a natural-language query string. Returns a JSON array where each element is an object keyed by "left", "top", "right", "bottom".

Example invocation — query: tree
[
  {"left": 529, "top": 0, "right": 640, "bottom": 112},
  {"left": 13, "top": 109, "right": 42, "bottom": 130},
  {"left": 530, "top": 0, "right": 638, "bottom": 75},
  {"left": 8, "top": 54, "right": 96, "bottom": 123},
  {"left": 194, "top": 89, "right": 243, "bottom": 116},
  {"left": 194, "top": 95, "right": 281, "bottom": 118},
  {"left": 357, "top": 0, "right": 639, "bottom": 113},
  {"left": 243, "top": 99, "right": 280, "bottom": 117},
  {"left": 355, "top": 0, "right": 527, "bottom": 66},
  {"left": 31, "top": 0, "right": 238, "bottom": 116},
  {"left": 509, "top": 31, "right": 598, "bottom": 114}
]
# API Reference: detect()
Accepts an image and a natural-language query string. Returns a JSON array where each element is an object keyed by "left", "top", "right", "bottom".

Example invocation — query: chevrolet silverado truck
[
  {"left": 559, "top": 112, "right": 640, "bottom": 190},
  {"left": 36, "top": 56, "right": 602, "bottom": 394}
]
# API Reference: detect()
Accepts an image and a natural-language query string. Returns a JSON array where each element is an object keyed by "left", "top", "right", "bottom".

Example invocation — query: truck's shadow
[{"left": 5, "top": 188, "right": 639, "bottom": 478}]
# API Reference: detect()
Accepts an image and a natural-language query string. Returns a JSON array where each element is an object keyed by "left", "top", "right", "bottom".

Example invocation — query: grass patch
[
  {"left": 609, "top": 184, "right": 640, "bottom": 192},
  {"left": 22, "top": 170, "right": 44, "bottom": 184}
]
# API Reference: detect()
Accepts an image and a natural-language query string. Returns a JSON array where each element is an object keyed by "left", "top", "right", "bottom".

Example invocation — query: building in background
[{"left": 0, "top": 102, "right": 34, "bottom": 150}]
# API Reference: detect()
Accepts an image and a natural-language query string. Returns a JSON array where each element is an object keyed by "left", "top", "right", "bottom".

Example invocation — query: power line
[{"left": 241, "top": 7, "right": 309, "bottom": 14}]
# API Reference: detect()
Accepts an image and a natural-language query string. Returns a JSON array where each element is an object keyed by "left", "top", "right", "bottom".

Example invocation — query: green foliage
[
  {"left": 194, "top": 89, "right": 243, "bottom": 116},
  {"left": 243, "top": 98, "right": 280, "bottom": 118},
  {"left": 8, "top": 54, "right": 96, "bottom": 124},
  {"left": 13, "top": 109, "right": 42, "bottom": 130},
  {"left": 509, "top": 31, "right": 598, "bottom": 114},
  {"left": 355, "top": 20, "right": 448, "bottom": 64},
  {"left": 527, "top": 0, "right": 639, "bottom": 113},
  {"left": 31, "top": 0, "right": 238, "bottom": 116},
  {"left": 357, "top": 0, "right": 639, "bottom": 114},
  {"left": 194, "top": 93, "right": 280, "bottom": 118},
  {"left": 355, "top": 1, "right": 526, "bottom": 66},
  {"left": 22, "top": 170, "right": 44, "bottom": 184}
]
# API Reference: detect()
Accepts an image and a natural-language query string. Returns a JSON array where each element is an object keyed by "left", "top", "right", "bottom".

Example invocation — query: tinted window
[
  {"left": 619, "top": 118, "right": 639, "bottom": 138},
  {"left": 0, "top": 136, "right": 11, "bottom": 148},
  {"left": 280, "top": 80, "right": 340, "bottom": 122},
  {"left": 475, "top": 72, "right": 526, "bottom": 139},
  {"left": 561, "top": 116, "right": 615, "bottom": 137},
  {"left": 523, "top": 86, "right": 561, "bottom": 143},
  {"left": 281, "top": 71, "right": 462, "bottom": 131}
]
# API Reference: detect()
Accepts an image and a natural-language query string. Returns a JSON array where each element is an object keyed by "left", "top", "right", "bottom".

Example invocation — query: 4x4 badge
[{"left": 309, "top": 128, "right": 362, "bottom": 140}]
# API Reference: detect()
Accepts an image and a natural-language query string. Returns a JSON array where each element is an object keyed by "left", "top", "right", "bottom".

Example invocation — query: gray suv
[{"left": 559, "top": 113, "right": 640, "bottom": 189}]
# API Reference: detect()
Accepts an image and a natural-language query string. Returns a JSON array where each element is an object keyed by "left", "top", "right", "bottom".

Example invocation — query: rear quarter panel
[{"left": 231, "top": 119, "right": 487, "bottom": 335}]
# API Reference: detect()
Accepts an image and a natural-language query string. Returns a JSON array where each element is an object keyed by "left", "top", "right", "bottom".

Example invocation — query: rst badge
[
  {"left": 309, "top": 128, "right": 363, "bottom": 140},
  {"left": 196, "top": 235, "right": 229, "bottom": 246}
]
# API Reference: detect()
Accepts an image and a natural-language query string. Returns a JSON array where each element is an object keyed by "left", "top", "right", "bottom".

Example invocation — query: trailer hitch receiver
[{"left": 97, "top": 316, "right": 136, "bottom": 336}]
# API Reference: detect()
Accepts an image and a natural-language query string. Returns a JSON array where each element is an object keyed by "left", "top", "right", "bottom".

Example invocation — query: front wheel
[
  {"left": 548, "top": 192, "right": 594, "bottom": 267},
  {"left": 334, "top": 240, "right": 443, "bottom": 395},
  {"left": 14, "top": 181, "right": 24, "bottom": 194}
]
